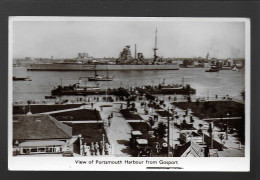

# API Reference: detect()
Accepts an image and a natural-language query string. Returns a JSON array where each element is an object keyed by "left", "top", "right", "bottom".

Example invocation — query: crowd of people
[{"left": 80, "top": 141, "right": 112, "bottom": 156}]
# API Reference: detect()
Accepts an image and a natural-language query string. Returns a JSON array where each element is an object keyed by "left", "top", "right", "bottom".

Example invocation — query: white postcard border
[{"left": 8, "top": 17, "right": 250, "bottom": 171}]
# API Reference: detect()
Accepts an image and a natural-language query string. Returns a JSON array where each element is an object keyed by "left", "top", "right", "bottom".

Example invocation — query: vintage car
[
  {"left": 136, "top": 139, "right": 152, "bottom": 157},
  {"left": 130, "top": 130, "right": 143, "bottom": 146}
]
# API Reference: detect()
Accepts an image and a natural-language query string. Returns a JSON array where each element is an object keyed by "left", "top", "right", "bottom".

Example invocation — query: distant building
[
  {"left": 16, "top": 58, "right": 34, "bottom": 66},
  {"left": 13, "top": 114, "right": 73, "bottom": 155}
]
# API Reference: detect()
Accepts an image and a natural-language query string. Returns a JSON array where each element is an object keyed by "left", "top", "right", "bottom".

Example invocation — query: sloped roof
[
  {"left": 13, "top": 114, "right": 72, "bottom": 140},
  {"left": 174, "top": 141, "right": 191, "bottom": 157}
]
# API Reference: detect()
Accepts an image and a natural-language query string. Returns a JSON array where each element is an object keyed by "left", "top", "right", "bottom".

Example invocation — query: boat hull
[
  {"left": 88, "top": 78, "right": 113, "bottom": 81},
  {"left": 13, "top": 77, "right": 32, "bottom": 81},
  {"left": 26, "top": 63, "right": 179, "bottom": 71}
]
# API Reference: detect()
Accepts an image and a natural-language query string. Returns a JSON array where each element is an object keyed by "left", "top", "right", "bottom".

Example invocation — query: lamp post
[
  {"left": 27, "top": 100, "right": 32, "bottom": 115},
  {"left": 102, "top": 134, "right": 105, "bottom": 155},
  {"left": 167, "top": 107, "right": 170, "bottom": 157},
  {"left": 226, "top": 112, "right": 230, "bottom": 140},
  {"left": 211, "top": 133, "right": 214, "bottom": 149}
]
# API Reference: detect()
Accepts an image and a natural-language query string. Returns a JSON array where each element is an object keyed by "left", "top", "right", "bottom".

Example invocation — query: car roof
[
  {"left": 136, "top": 139, "right": 148, "bottom": 145},
  {"left": 132, "top": 130, "right": 142, "bottom": 136}
]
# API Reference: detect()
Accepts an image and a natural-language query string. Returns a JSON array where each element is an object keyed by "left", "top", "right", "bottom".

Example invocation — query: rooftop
[{"left": 13, "top": 114, "right": 72, "bottom": 140}]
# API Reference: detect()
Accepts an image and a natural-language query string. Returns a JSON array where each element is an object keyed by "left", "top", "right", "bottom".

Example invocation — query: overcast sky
[{"left": 12, "top": 19, "right": 245, "bottom": 59}]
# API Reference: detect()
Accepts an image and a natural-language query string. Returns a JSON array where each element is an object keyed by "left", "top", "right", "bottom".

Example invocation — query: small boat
[
  {"left": 13, "top": 76, "right": 32, "bottom": 81},
  {"left": 232, "top": 66, "right": 238, "bottom": 71},
  {"left": 45, "top": 95, "right": 56, "bottom": 99},
  {"left": 205, "top": 69, "right": 219, "bottom": 72},
  {"left": 88, "top": 64, "right": 114, "bottom": 81}
]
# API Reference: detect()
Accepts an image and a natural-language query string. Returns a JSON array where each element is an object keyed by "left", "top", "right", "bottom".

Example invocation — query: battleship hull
[{"left": 26, "top": 63, "right": 179, "bottom": 71}]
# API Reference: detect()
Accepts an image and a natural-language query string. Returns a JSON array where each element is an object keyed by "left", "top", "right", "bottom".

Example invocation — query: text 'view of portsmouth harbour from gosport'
[{"left": 12, "top": 19, "right": 246, "bottom": 158}]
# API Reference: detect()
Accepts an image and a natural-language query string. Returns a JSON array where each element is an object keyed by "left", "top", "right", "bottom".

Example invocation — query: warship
[{"left": 26, "top": 30, "right": 179, "bottom": 71}]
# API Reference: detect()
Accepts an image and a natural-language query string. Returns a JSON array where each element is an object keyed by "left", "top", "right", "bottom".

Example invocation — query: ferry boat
[
  {"left": 51, "top": 77, "right": 102, "bottom": 96},
  {"left": 136, "top": 78, "right": 196, "bottom": 95}
]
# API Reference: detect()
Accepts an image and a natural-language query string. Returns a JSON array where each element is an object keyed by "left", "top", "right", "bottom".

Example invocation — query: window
[
  {"left": 31, "top": 148, "right": 37, "bottom": 153},
  {"left": 38, "top": 147, "right": 45, "bottom": 152}
]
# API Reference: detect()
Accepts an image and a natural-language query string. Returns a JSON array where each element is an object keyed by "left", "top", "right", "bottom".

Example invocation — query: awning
[{"left": 19, "top": 140, "right": 66, "bottom": 147}]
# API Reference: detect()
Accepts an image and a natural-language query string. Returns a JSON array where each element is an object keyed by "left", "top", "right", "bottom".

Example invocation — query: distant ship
[
  {"left": 26, "top": 63, "right": 179, "bottom": 71},
  {"left": 26, "top": 30, "right": 179, "bottom": 71}
]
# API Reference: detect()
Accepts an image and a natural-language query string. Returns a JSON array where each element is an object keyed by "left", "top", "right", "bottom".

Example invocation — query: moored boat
[
  {"left": 13, "top": 76, "right": 32, "bottom": 81},
  {"left": 45, "top": 95, "right": 56, "bottom": 99},
  {"left": 205, "top": 69, "right": 219, "bottom": 72}
]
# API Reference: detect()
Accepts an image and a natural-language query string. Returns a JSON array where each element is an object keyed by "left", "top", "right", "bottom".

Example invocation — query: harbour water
[{"left": 13, "top": 67, "right": 245, "bottom": 101}]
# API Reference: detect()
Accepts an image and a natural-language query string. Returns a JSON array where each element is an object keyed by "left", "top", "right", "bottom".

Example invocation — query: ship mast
[
  {"left": 134, "top": 44, "right": 137, "bottom": 60},
  {"left": 153, "top": 28, "right": 158, "bottom": 63}
]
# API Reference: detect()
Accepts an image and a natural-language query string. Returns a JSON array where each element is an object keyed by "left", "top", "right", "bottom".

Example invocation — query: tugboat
[{"left": 13, "top": 76, "right": 32, "bottom": 81}]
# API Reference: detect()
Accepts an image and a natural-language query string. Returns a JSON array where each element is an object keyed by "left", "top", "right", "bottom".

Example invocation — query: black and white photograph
[{"left": 8, "top": 17, "right": 250, "bottom": 171}]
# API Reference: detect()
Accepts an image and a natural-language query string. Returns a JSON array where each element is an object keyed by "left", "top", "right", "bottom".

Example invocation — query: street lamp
[
  {"left": 167, "top": 107, "right": 170, "bottom": 157},
  {"left": 226, "top": 112, "right": 230, "bottom": 140},
  {"left": 102, "top": 134, "right": 105, "bottom": 155}
]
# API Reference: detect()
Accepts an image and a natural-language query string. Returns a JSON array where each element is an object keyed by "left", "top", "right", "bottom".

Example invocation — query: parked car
[
  {"left": 136, "top": 139, "right": 152, "bottom": 157},
  {"left": 130, "top": 130, "right": 143, "bottom": 146}
]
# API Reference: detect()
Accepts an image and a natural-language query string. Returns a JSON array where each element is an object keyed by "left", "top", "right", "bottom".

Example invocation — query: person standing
[
  {"left": 83, "top": 143, "right": 87, "bottom": 156},
  {"left": 95, "top": 142, "right": 100, "bottom": 155},
  {"left": 99, "top": 141, "right": 104, "bottom": 155},
  {"left": 80, "top": 144, "right": 84, "bottom": 155},
  {"left": 156, "top": 142, "right": 161, "bottom": 155},
  {"left": 105, "top": 143, "right": 109, "bottom": 155},
  {"left": 108, "top": 118, "right": 111, "bottom": 127},
  {"left": 90, "top": 142, "right": 95, "bottom": 156}
]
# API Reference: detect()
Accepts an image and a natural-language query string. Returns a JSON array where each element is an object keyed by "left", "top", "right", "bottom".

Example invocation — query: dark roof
[
  {"left": 204, "top": 134, "right": 226, "bottom": 150},
  {"left": 13, "top": 114, "right": 72, "bottom": 140},
  {"left": 191, "top": 131, "right": 200, "bottom": 137},
  {"left": 174, "top": 141, "right": 191, "bottom": 157}
]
